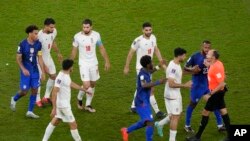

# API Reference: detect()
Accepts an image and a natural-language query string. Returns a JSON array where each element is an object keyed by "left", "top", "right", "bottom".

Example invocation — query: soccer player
[
  {"left": 70, "top": 19, "right": 110, "bottom": 112},
  {"left": 10, "top": 25, "right": 46, "bottom": 118},
  {"left": 186, "top": 50, "right": 231, "bottom": 141},
  {"left": 183, "top": 40, "right": 225, "bottom": 132},
  {"left": 36, "top": 18, "right": 63, "bottom": 107},
  {"left": 155, "top": 47, "right": 191, "bottom": 141},
  {"left": 123, "top": 22, "right": 166, "bottom": 118},
  {"left": 42, "top": 59, "right": 91, "bottom": 141},
  {"left": 121, "top": 55, "right": 167, "bottom": 141}
]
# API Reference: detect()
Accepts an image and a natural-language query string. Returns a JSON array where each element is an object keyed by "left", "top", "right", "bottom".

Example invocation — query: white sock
[
  {"left": 150, "top": 95, "right": 160, "bottom": 113},
  {"left": 158, "top": 115, "right": 170, "bottom": 127},
  {"left": 42, "top": 123, "right": 56, "bottom": 141},
  {"left": 77, "top": 86, "right": 85, "bottom": 101},
  {"left": 36, "top": 86, "right": 41, "bottom": 102},
  {"left": 131, "top": 90, "right": 137, "bottom": 108},
  {"left": 169, "top": 130, "right": 177, "bottom": 141},
  {"left": 86, "top": 87, "right": 95, "bottom": 106},
  {"left": 70, "top": 129, "right": 82, "bottom": 141},
  {"left": 44, "top": 78, "right": 55, "bottom": 98}
]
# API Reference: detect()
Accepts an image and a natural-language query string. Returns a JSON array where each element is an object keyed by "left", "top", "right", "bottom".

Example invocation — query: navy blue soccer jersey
[
  {"left": 17, "top": 39, "right": 42, "bottom": 73},
  {"left": 135, "top": 69, "right": 151, "bottom": 107},
  {"left": 186, "top": 52, "right": 208, "bottom": 88}
]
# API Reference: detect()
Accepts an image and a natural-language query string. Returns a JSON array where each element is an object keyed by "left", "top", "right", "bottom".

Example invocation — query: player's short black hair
[
  {"left": 62, "top": 59, "right": 74, "bottom": 70},
  {"left": 82, "top": 19, "right": 92, "bottom": 26},
  {"left": 203, "top": 40, "right": 211, "bottom": 44},
  {"left": 213, "top": 50, "right": 220, "bottom": 59},
  {"left": 140, "top": 55, "right": 152, "bottom": 68},
  {"left": 25, "top": 25, "right": 39, "bottom": 34},
  {"left": 44, "top": 18, "right": 55, "bottom": 25},
  {"left": 142, "top": 22, "right": 152, "bottom": 29},
  {"left": 174, "top": 47, "right": 187, "bottom": 57}
]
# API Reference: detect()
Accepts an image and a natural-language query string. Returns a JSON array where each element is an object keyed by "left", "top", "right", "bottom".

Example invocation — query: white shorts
[
  {"left": 79, "top": 65, "right": 100, "bottom": 81},
  {"left": 43, "top": 57, "right": 56, "bottom": 75},
  {"left": 165, "top": 97, "right": 182, "bottom": 115},
  {"left": 55, "top": 108, "right": 75, "bottom": 123}
]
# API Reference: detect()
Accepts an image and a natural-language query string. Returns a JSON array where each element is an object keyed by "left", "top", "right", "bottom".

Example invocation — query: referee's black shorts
[{"left": 205, "top": 90, "right": 227, "bottom": 111}]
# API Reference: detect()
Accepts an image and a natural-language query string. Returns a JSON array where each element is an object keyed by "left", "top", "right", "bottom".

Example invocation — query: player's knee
[
  {"left": 69, "top": 121, "right": 77, "bottom": 130},
  {"left": 90, "top": 81, "right": 96, "bottom": 87},
  {"left": 20, "top": 90, "right": 28, "bottom": 96},
  {"left": 31, "top": 88, "right": 38, "bottom": 95},
  {"left": 50, "top": 74, "right": 57, "bottom": 80},
  {"left": 146, "top": 121, "right": 154, "bottom": 126},
  {"left": 189, "top": 101, "right": 197, "bottom": 109},
  {"left": 220, "top": 108, "right": 227, "bottom": 115},
  {"left": 202, "top": 109, "right": 210, "bottom": 116}
]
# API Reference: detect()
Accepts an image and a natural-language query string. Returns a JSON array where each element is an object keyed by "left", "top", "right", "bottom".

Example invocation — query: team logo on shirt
[
  {"left": 57, "top": 79, "right": 61, "bottom": 84},
  {"left": 133, "top": 41, "right": 136, "bottom": 45},
  {"left": 30, "top": 48, "right": 34, "bottom": 53},
  {"left": 171, "top": 69, "right": 176, "bottom": 74}
]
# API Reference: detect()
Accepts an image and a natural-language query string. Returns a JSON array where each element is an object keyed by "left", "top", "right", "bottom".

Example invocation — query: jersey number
[
  {"left": 148, "top": 48, "right": 152, "bottom": 54},
  {"left": 203, "top": 68, "right": 208, "bottom": 74},
  {"left": 85, "top": 45, "right": 91, "bottom": 51}
]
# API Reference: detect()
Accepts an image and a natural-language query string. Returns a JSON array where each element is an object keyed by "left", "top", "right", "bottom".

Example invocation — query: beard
[
  {"left": 84, "top": 30, "right": 90, "bottom": 34},
  {"left": 145, "top": 33, "right": 151, "bottom": 37}
]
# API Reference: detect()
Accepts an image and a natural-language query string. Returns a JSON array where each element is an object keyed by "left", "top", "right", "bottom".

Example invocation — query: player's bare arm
[
  {"left": 70, "top": 82, "right": 92, "bottom": 95},
  {"left": 99, "top": 45, "right": 110, "bottom": 71},
  {"left": 168, "top": 78, "right": 192, "bottom": 88},
  {"left": 38, "top": 51, "right": 46, "bottom": 81},
  {"left": 52, "top": 41, "right": 63, "bottom": 63},
  {"left": 124, "top": 48, "right": 136, "bottom": 74},
  {"left": 154, "top": 46, "right": 167, "bottom": 69},
  {"left": 70, "top": 46, "right": 78, "bottom": 60},
  {"left": 16, "top": 54, "right": 30, "bottom": 76},
  {"left": 141, "top": 78, "right": 167, "bottom": 88},
  {"left": 50, "top": 86, "right": 59, "bottom": 118},
  {"left": 183, "top": 65, "right": 201, "bottom": 75}
]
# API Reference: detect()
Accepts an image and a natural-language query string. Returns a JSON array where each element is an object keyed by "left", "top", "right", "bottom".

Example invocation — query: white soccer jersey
[
  {"left": 131, "top": 34, "right": 157, "bottom": 70},
  {"left": 38, "top": 28, "right": 57, "bottom": 61},
  {"left": 164, "top": 60, "right": 183, "bottom": 99},
  {"left": 54, "top": 71, "right": 72, "bottom": 108},
  {"left": 72, "top": 30, "right": 102, "bottom": 66}
]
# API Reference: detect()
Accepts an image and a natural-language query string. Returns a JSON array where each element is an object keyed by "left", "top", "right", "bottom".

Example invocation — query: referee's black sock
[
  {"left": 222, "top": 114, "right": 230, "bottom": 138},
  {"left": 195, "top": 115, "right": 209, "bottom": 139}
]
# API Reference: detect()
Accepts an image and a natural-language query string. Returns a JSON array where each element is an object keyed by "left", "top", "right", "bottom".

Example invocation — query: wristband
[{"left": 154, "top": 80, "right": 161, "bottom": 86}]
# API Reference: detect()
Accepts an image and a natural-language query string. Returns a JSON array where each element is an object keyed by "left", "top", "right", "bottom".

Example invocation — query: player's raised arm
[
  {"left": 99, "top": 45, "right": 110, "bottom": 71},
  {"left": 168, "top": 78, "right": 192, "bottom": 88},
  {"left": 141, "top": 78, "right": 167, "bottom": 88},
  {"left": 124, "top": 48, "right": 136, "bottom": 75}
]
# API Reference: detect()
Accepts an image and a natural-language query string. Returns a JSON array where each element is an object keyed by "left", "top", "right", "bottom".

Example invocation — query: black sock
[
  {"left": 78, "top": 100, "right": 83, "bottom": 106},
  {"left": 196, "top": 116, "right": 209, "bottom": 139},
  {"left": 222, "top": 114, "right": 230, "bottom": 138}
]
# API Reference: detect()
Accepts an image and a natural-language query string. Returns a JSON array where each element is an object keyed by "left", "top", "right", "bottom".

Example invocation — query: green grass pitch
[{"left": 0, "top": 0, "right": 250, "bottom": 141}]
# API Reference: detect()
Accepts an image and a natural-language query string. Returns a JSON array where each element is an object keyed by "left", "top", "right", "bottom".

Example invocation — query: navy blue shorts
[
  {"left": 136, "top": 104, "right": 153, "bottom": 123},
  {"left": 20, "top": 71, "right": 40, "bottom": 90}
]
